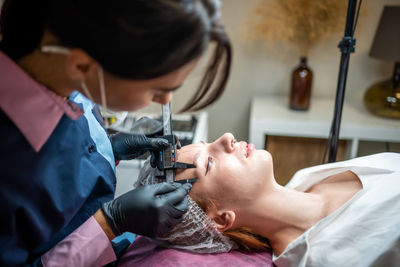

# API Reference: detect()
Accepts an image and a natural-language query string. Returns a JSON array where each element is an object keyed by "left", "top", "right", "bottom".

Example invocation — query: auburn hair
[{"left": 194, "top": 196, "right": 271, "bottom": 252}]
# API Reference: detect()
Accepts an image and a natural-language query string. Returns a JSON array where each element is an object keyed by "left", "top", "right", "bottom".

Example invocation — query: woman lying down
[{"left": 128, "top": 133, "right": 400, "bottom": 267}]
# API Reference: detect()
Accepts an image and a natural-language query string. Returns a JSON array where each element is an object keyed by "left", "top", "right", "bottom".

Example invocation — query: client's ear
[{"left": 209, "top": 210, "right": 236, "bottom": 232}]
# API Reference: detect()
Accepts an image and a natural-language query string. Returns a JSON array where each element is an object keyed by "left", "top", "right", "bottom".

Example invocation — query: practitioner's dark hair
[{"left": 0, "top": 0, "right": 231, "bottom": 112}]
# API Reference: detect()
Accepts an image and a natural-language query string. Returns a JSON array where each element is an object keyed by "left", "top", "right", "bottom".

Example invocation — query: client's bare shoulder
[
  {"left": 273, "top": 171, "right": 363, "bottom": 256},
  {"left": 307, "top": 170, "right": 363, "bottom": 217}
]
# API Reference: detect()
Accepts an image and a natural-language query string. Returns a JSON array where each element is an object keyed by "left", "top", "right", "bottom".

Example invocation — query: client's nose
[{"left": 219, "top": 132, "right": 235, "bottom": 153}]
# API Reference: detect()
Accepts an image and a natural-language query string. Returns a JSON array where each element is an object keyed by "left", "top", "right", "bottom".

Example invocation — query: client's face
[{"left": 175, "top": 133, "right": 273, "bottom": 209}]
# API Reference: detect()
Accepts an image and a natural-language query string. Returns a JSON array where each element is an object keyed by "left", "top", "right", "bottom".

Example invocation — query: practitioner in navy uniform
[{"left": 0, "top": 0, "right": 231, "bottom": 265}]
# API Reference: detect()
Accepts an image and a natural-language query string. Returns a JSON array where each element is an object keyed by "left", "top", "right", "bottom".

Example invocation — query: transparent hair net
[{"left": 134, "top": 160, "right": 237, "bottom": 253}]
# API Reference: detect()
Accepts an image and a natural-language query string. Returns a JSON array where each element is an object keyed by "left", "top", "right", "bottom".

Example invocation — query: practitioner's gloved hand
[
  {"left": 110, "top": 133, "right": 169, "bottom": 163},
  {"left": 101, "top": 182, "right": 192, "bottom": 237}
]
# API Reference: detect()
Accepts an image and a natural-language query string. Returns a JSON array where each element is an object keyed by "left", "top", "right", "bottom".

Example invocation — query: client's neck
[{"left": 238, "top": 181, "right": 325, "bottom": 255}]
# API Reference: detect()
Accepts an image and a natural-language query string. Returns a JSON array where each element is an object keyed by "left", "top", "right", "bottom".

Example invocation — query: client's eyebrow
[
  {"left": 192, "top": 142, "right": 208, "bottom": 175},
  {"left": 193, "top": 152, "right": 201, "bottom": 164}
]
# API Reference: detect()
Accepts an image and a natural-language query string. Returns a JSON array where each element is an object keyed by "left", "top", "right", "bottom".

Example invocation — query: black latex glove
[
  {"left": 102, "top": 182, "right": 192, "bottom": 237},
  {"left": 110, "top": 133, "right": 169, "bottom": 162}
]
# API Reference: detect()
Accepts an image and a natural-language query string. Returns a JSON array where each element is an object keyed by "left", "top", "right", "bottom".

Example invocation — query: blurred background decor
[
  {"left": 289, "top": 57, "right": 313, "bottom": 110},
  {"left": 247, "top": 0, "right": 349, "bottom": 110},
  {"left": 364, "top": 5, "right": 400, "bottom": 119}
]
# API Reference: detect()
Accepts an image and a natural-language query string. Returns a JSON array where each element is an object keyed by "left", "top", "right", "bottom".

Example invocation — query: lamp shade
[{"left": 369, "top": 6, "right": 400, "bottom": 62}]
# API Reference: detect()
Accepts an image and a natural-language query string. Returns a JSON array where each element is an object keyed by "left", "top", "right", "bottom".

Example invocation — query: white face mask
[{"left": 40, "top": 45, "right": 126, "bottom": 129}]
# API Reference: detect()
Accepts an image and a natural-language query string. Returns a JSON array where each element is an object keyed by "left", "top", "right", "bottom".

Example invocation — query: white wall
[
  {"left": 1, "top": 0, "right": 397, "bottom": 144},
  {"left": 173, "top": 0, "right": 400, "bottom": 142}
]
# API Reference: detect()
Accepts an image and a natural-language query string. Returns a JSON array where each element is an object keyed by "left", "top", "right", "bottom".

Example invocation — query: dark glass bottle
[{"left": 289, "top": 57, "right": 313, "bottom": 110}]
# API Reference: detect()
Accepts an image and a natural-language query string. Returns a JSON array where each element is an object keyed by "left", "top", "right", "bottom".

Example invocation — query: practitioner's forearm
[{"left": 94, "top": 209, "right": 116, "bottom": 241}]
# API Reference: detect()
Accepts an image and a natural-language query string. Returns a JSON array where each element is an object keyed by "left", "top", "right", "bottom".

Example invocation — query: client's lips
[{"left": 246, "top": 143, "right": 254, "bottom": 157}]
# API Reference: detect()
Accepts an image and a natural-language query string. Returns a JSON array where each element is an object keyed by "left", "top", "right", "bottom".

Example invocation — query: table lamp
[{"left": 364, "top": 6, "right": 400, "bottom": 119}]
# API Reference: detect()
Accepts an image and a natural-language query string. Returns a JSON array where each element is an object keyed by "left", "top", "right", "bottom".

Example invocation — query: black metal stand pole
[{"left": 327, "top": 0, "right": 359, "bottom": 163}]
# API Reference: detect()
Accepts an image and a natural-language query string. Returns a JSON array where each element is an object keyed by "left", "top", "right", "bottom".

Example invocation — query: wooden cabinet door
[{"left": 266, "top": 135, "right": 347, "bottom": 185}]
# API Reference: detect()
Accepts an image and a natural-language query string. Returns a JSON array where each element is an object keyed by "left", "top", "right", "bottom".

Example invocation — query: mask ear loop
[
  {"left": 42, "top": 45, "right": 111, "bottom": 128},
  {"left": 41, "top": 45, "right": 96, "bottom": 104},
  {"left": 81, "top": 78, "right": 109, "bottom": 127},
  {"left": 40, "top": 45, "right": 70, "bottom": 55},
  {"left": 97, "top": 67, "right": 109, "bottom": 128},
  {"left": 80, "top": 81, "right": 95, "bottom": 103}
]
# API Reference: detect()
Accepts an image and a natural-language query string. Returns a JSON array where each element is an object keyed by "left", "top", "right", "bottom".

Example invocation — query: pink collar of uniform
[{"left": 0, "top": 51, "right": 84, "bottom": 152}]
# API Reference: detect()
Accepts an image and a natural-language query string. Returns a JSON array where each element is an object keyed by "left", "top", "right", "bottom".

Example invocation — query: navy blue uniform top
[{"left": 0, "top": 52, "right": 116, "bottom": 266}]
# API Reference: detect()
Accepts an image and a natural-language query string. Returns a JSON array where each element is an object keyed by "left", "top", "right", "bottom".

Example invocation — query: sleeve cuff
[{"left": 41, "top": 216, "right": 116, "bottom": 266}]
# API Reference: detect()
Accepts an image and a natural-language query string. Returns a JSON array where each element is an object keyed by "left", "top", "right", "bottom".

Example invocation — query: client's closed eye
[{"left": 205, "top": 156, "right": 213, "bottom": 175}]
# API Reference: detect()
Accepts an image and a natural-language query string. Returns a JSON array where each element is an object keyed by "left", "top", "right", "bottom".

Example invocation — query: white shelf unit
[{"left": 249, "top": 96, "right": 400, "bottom": 158}]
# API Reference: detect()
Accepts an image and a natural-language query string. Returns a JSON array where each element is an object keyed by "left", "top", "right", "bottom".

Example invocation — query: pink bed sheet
[{"left": 118, "top": 236, "right": 274, "bottom": 267}]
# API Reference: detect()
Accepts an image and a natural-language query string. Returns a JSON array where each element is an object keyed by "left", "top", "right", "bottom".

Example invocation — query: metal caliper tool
[{"left": 154, "top": 102, "right": 198, "bottom": 184}]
